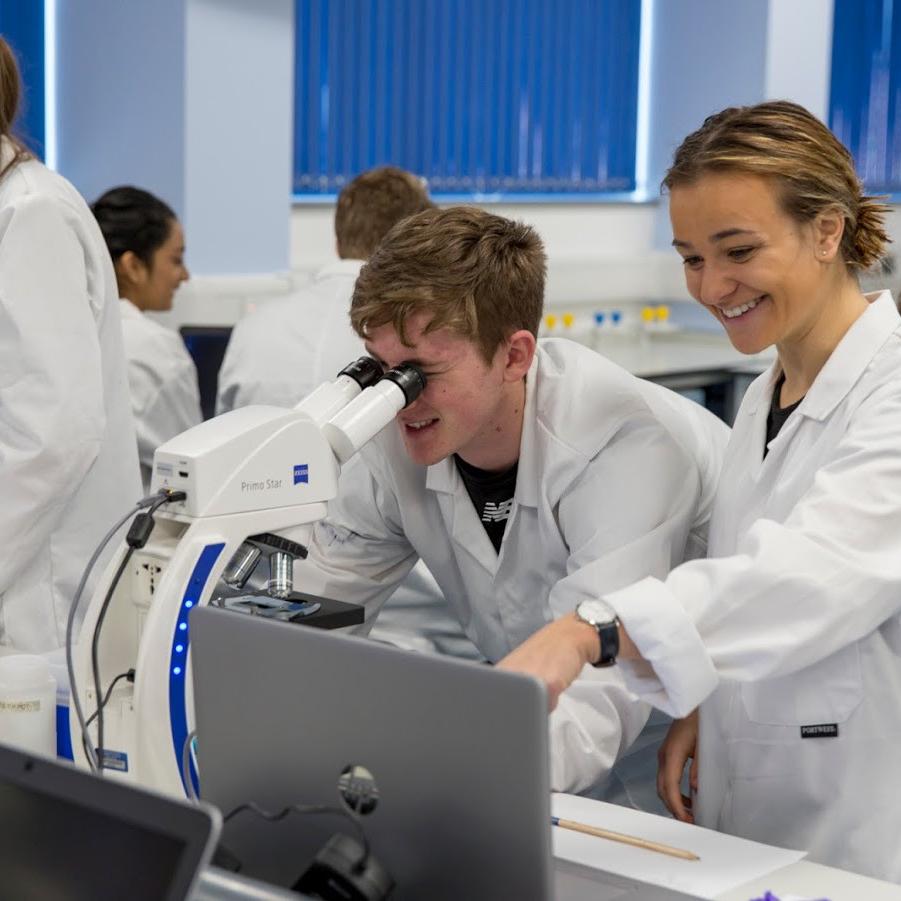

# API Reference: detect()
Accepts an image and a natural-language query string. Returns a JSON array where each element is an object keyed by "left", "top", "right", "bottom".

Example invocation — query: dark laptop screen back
[
  {"left": 191, "top": 605, "right": 554, "bottom": 901},
  {"left": 0, "top": 744, "right": 220, "bottom": 901}
]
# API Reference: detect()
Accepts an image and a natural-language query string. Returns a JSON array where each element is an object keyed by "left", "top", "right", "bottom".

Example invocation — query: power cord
[
  {"left": 65, "top": 488, "right": 184, "bottom": 773},
  {"left": 187, "top": 744, "right": 392, "bottom": 899},
  {"left": 85, "top": 669, "right": 134, "bottom": 729},
  {"left": 181, "top": 729, "right": 199, "bottom": 802},
  {"left": 180, "top": 737, "right": 365, "bottom": 841},
  {"left": 66, "top": 494, "right": 159, "bottom": 772},
  {"left": 92, "top": 490, "right": 185, "bottom": 771},
  {"left": 91, "top": 549, "right": 134, "bottom": 770},
  {"left": 223, "top": 800, "right": 370, "bottom": 869}
]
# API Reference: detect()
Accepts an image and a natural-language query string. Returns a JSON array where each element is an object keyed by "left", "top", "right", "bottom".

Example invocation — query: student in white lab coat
[
  {"left": 216, "top": 166, "right": 433, "bottom": 414},
  {"left": 92, "top": 187, "right": 202, "bottom": 492},
  {"left": 0, "top": 39, "right": 141, "bottom": 653},
  {"left": 500, "top": 101, "right": 901, "bottom": 882},
  {"left": 297, "top": 206, "right": 729, "bottom": 793}
]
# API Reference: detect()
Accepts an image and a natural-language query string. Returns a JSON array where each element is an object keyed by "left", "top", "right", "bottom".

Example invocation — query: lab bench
[
  {"left": 192, "top": 818, "right": 901, "bottom": 901},
  {"left": 589, "top": 329, "right": 774, "bottom": 423}
]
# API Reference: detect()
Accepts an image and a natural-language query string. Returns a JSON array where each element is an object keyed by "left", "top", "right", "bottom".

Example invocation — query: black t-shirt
[
  {"left": 765, "top": 371, "right": 804, "bottom": 456},
  {"left": 454, "top": 455, "right": 519, "bottom": 553}
]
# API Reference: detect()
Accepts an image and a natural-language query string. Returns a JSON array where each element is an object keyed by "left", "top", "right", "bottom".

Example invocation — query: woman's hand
[
  {"left": 656, "top": 709, "right": 699, "bottom": 823},
  {"left": 498, "top": 613, "right": 599, "bottom": 710}
]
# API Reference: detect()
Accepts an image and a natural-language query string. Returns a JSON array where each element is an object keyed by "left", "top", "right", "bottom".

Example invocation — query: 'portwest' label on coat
[{"left": 800, "top": 723, "right": 839, "bottom": 739}]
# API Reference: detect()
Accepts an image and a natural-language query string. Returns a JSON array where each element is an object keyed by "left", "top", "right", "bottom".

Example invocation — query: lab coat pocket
[{"left": 739, "top": 642, "right": 863, "bottom": 726}]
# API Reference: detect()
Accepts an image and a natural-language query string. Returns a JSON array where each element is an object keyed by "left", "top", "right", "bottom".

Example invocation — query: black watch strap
[
  {"left": 575, "top": 602, "right": 620, "bottom": 668},
  {"left": 593, "top": 620, "right": 619, "bottom": 668}
]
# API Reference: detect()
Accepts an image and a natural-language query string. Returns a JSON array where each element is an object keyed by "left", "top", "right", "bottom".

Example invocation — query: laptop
[
  {"left": 190, "top": 604, "right": 554, "bottom": 900},
  {"left": 0, "top": 742, "right": 221, "bottom": 901}
]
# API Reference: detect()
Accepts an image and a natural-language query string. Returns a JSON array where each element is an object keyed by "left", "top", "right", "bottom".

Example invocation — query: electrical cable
[
  {"left": 85, "top": 670, "right": 133, "bottom": 728},
  {"left": 181, "top": 729, "right": 199, "bottom": 802},
  {"left": 66, "top": 489, "right": 184, "bottom": 773},
  {"left": 92, "top": 490, "right": 183, "bottom": 771},
  {"left": 65, "top": 493, "right": 160, "bottom": 772},
  {"left": 223, "top": 801, "right": 370, "bottom": 865},
  {"left": 91, "top": 548, "right": 134, "bottom": 770}
]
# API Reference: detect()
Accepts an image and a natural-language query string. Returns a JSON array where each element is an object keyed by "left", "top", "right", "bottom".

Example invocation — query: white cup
[{"left": 0, "top": 655, "right": 57, "bottom": 757}]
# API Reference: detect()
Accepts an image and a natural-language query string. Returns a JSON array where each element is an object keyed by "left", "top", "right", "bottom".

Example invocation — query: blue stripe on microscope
[
  {"left": 56, "top": 705, "right": 73, "bottom": 760},
  {"left": 169, "top": 542, "right": 225, "bottom": 796}
]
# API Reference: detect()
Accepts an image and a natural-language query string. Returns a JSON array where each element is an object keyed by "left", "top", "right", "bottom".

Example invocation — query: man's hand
[
  {"left": 656, "top": 709, "right": 699, "bottom": 823},
  {"left": 497, "top": 613, "right": 599, "bottom": 710}
]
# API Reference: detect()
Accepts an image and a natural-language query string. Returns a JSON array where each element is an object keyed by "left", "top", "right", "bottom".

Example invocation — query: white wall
[
  {"left": 289, "top": 200, "right": 680, "bottom": 307},
  {"left": 184, "top": 0, "right": 295, "bottom": 275},
  {"left": 765, "top": 0, "right": 834, "bottom": 119},
  {"left": 56, "top": 0, "right": 187, "bottom": 210},
  {"left": 54, "top": 0, "right": 295, "bottom": 278},
  {"left": 155, "top": 0, "right": 898, "bottom": 325}
]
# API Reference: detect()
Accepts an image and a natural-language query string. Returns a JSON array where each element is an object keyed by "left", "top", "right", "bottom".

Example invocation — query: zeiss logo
[{"left": 293, "top": 464, "right": 309, "bottom": 485}]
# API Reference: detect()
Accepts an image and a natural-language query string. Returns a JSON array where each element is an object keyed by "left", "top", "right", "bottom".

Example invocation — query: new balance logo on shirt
[
  {"left": 454, "top": 454, "right": 518, "bottom": 553},
  {"left": 482, "top": 499, "right": 513, "bottom": 523}
]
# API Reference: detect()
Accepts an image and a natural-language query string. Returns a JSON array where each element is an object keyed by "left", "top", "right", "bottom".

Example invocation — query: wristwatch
[{"left": 574, "top": 599, "right": 620, "bottom": 668}]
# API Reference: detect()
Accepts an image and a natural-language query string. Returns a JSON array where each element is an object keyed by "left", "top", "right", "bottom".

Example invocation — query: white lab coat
[
  {"left": 0, "top": 138, "right": 141, "bottom": 653},
  {"left": 119, "top": 299, "right": 202, "bottom": 492},
  {"left": 300, "top": 338, "right": 729, "bottom": 791},
  {"left": 216, "top": 260, "right": 365, "bottom": 413},
  {"left": 608, "top": 291, "right": 901, "bottom": 881}
]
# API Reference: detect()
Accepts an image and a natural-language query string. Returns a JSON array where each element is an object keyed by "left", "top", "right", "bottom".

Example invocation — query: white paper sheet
[{"left": 552, "top": 793, "right": 806, "bottom": 900}]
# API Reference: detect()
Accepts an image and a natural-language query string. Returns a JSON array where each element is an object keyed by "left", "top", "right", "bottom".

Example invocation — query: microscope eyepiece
[
  {"left": 381, "top": 363, "right": 426, "bottom": 406},
  {"left": 337, "top": 356, "right": 383, "bottom": 390},
  {"left": 322, "top": 363, "right": 426, "bottom": 463}
]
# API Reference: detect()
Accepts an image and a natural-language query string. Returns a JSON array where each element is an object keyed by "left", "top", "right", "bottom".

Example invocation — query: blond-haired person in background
[{"left": 216, "top": 165, "right": 433, "bottom": 413}]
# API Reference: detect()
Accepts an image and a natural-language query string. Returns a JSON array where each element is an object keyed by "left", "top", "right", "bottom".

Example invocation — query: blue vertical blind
[
  {"left": 294, "top": 0, "right": 642, "bottom": 198},
  {"left": 830, "top": 0, "right": 901, "bottom": 194},
  {"left": 0, "top": 2, "right": 45, "bottom": 158}
]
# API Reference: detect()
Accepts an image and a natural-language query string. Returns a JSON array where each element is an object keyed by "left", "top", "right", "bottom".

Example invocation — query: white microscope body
[{"left": 70, "top": 360, "right": 424, "bottom": 798}]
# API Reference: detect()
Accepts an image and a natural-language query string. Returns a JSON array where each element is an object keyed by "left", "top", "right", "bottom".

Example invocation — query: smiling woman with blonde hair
[{"left": 501, "top": 100, "right": 901, "bottom": 882}]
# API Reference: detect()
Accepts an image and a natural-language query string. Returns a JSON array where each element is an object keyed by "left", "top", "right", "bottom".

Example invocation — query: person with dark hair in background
[
  {"left": 500, "top": 100, "right": 901, "bottom": 882},
  {"left": 216, "top": 165, "right": 433, "bottom": 413},
  {"left": 92, "top": 186, "right": 201, "bottom": 492},
  {"left": 0, "top": 38, "right": 140, "bottom": 653}
]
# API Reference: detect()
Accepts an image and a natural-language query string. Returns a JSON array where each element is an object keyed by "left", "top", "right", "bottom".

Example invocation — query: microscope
[{"left": 69, "top": 359, "right": 425, "bottom": 798}]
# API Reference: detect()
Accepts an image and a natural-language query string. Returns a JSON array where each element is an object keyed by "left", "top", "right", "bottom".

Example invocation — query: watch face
[{"left": 577, "top": 599, "right": 617, "bottom": 625}]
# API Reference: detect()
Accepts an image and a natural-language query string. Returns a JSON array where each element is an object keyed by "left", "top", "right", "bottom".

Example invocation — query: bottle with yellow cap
[
  {"left": 539, "top": 313, "right": 558, "bottom": 339},
  {"left": 655, "top": 304, "right": 676, "bottom": 333}
]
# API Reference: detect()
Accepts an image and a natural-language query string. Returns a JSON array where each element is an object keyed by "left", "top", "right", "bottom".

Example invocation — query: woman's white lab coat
[
  {"left": 301, "top": 339, "right": 729, "bottom": 792},
  {"left": 119, "top": 299, "right": 202, "bottom": 492},
  {"left": 0, "top": 139, "right": 141, "bottom": 652},
  {"left": 608, "top": 291, "right": 901, "bottom": 881}
]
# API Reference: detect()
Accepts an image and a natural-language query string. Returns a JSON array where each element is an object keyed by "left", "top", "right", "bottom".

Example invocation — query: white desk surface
[
  {"left": 197, "top": 854, "right": 901, "bottom": 901},
  {"left": 551, "top": 794, "right": 901, "bottom": 900},
  {"left": 721, "top": 859, "right": 901, "bottom": 901}
]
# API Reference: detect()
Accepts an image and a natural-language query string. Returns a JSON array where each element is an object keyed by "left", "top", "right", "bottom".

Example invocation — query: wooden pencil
[{"left": 551, "top": 816, "right": 700, "bottom": 861}]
